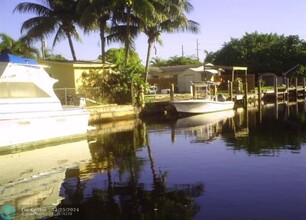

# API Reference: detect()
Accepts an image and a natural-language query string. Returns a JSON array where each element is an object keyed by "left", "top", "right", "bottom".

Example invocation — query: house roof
[
  {"left": 39, "top": 60, "right": 113, "bottom": 68},
  {"left": 41, "top": 59, "right": 111, "bottom": 64},
  {"left": 150, "top": 64, "right": 203, "bottom": 73},
  {"left": 150, "top": 63, "right": 223, "bottom": 75}
]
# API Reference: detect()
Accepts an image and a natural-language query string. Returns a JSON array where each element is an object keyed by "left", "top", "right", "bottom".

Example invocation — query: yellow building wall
[
  {"left": 39, "top": 61, "right": 75, "bottom": 89},
  {"left": 72, "top": 63, "right": 107, "bottom": 93},
  {"left": 39, "top": 61, "right": 109, "bottom": 91}
]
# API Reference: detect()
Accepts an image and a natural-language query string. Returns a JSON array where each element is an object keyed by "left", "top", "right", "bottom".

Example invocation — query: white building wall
[{"left": 177, "top": 69, "right": 201, "bottom": 93}]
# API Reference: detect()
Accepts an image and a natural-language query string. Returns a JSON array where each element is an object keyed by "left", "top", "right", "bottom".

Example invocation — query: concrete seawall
[{"left": 87, "top": 104, "right": 140, "bottom": 123}]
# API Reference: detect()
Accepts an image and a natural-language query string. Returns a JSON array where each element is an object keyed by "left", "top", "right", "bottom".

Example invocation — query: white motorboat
[
  {"left": 169, "top": 81, "right": 234, "bottom": 114},
  {"left": 169, "top": 99, "right": 234, "bottom": 114},
  {"left": 0, "top": 53, "right": 90, "bottom": 149}
]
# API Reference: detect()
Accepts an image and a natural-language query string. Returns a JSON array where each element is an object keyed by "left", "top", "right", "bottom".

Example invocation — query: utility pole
[
  {"left": 182, "top": 45, "right": 184, "bottom": 57},
  {"left": 196, "top": 39, "right": 200, "bottom": 60}
]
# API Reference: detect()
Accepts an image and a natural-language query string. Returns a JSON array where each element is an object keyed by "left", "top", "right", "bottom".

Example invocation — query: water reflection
[
  {"left": 52, "top": 120, "right": 204, "bottom": 219},
  {"left": 226, "top": 102, "right": 306, "bottom": 155},
  {"left": 162, "top": 101, "right": 306, "bottom": 155},
  {"left": 0, "top": 139, "right": 91, "bottom": 219},
  {"left": 4, "top": 101, "right": 306, "bottom": 219},
  {"left": 171, "top": 110, "right": 235, "bottom": 143}
]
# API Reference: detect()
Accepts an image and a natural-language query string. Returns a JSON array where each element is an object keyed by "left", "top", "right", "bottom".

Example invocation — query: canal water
[{"left": 2, "top": 101, "right": 306, "bottom": 219}]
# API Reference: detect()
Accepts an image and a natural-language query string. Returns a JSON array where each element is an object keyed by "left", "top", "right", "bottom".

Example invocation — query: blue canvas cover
[{"left": 0, "top": 53, "right": 38, "bottom": 64}]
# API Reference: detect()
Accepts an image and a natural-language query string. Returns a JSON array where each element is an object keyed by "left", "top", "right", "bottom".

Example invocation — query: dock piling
[{"left": 170, "top": 84, "right": 174, "bottom": 101}]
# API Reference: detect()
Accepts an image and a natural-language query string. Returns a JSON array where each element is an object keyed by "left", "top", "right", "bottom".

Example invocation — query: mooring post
[
  {"left": 170, "top": 84, "right": 174, "bottom": 101},
  {"left": 244, "top": 81, "right": 248, "bottom": 108},
  {"left": 303, "top": 77, "right": 306, "bottom": 98},
  {"left": 295, "top": 78, "right": 298, "bottom": 100},
  {"left": 274, "top": 77, "right": 278, "bottom": 102},
  {"left": 275, "top": 101, "right": 279, "bottom": 120},
  {"left": 258, "top": 79, "right": 262, "bottom": 123},
  {"left": 191, "top": 83, "right": 196, "bottom": 99},
  {"left": 257, "top": 79, "right": 262, "bottom": 103},
  {"left": 228, "top": 81, "right": 233, "bottom": 101},
  {"left": 286, "top": 78, "right": 290, "bottom": 100}
]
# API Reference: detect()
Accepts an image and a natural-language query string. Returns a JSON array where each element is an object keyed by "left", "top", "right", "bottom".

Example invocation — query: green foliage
[
  {"left": 45, "top": 54, "right": 67, "bottom": 61},
  {"left": 204, "top": 50, "right": 216, "bottom": 63},
  {"left": 14, "top": 0, "right": 81, "bottom": 60},
  {"left": 151, "top": 55, "right": 201, "bottom": 66},
  {"left": 13, "top": 0, "right": 199, "bottom": 67},
  {"left": 0, "top": 33, "right": 39, "bottom": 58},
  {"left": 212, "top": 32, "right": 306, "bottom": 76},
  {"left": 79, "top": 69, "right": 108, "bottom": 104},
  {"left": 44, "top": 50, "right": 67, "bottom": 61},
  {"left": 82, "top": 48, "right": 145, "bottom": 105}
]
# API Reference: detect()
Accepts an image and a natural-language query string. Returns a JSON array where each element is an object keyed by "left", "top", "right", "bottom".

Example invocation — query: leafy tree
[
  {"left": 82, "top": 48, "right": 144, "bottom": 105},
  {"left": 204, "top": 50, "right": 216, "bottom": 63},
  {"left": 105, "top": 48, "right": 144, "bottom": 105},
  {"left": 151, "top": 55, "right": 201, "bottom": 66},
  {"left": 44, "top": 51, "right": 67, "bottom": 61},
  {"left": 14, "top": 0, "right": 81, "bottom": 60},
  {"left": 150, "top": 56, "right": 168, "bottom": 66},
  {"left": 0, "top": 33, "right": 39, "bottom": 57},
  {"left": 212, "top": 32, "right": 306, "bottom": 75}
]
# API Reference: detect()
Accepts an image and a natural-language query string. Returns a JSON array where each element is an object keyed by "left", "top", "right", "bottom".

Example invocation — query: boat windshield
[
  {"left": 0, "top": 82, "right": 50, "bottom": 98},
  {"left": 191, "top": 81, "right": 215, "bottom": 99}
]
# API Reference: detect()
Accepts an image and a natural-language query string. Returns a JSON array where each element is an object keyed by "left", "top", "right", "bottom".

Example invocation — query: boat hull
[
  {"left": 0, "top": 108, "right": 90, "bottom": 149},
  {"left": 169, "top": 99, "right": 234, "bottom": 114}
]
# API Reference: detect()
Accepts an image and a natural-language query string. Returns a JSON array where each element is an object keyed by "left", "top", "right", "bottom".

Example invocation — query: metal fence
[{"left": 54, "top": 87, "right": 103, "bottom": 106}]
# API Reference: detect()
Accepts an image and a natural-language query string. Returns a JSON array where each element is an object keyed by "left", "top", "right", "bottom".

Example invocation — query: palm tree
[
  {"left": 141, "top": 0, "right": 200, "bottom": 82},
  {"left": 77, "top": 0, "right": 118, "bottom": 63},
  {"left": 13, "top": 0, "right": 81, "bottom": 61},
  {"left": 108, "top": 1, "right": 136, "bottom": 65},
  {"left": 0, "top": 33, "right": 39, "bottom": 57},
  {"left": 107, "top": 0, "right": 163, "bottom": 65}
]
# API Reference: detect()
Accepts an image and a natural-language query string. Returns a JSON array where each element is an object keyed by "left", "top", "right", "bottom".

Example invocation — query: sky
[{"left": 1, "top": 0, "right": 306, "bottom": 63}]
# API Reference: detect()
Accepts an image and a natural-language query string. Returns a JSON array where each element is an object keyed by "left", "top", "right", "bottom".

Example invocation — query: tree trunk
[
  {"left": 124, "top": 7, "right": 131, "bottom": 65},
  {"left": 67, "top": 33, "right": 77, "bottom": 61},
  {"left": 144, "top": 39, "right": 153, "bottom": 83}
]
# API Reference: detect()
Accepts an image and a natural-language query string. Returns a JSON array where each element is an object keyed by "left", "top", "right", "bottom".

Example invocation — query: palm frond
[{"left": 13, "top": 2, "right": 52, "bottom": 17}]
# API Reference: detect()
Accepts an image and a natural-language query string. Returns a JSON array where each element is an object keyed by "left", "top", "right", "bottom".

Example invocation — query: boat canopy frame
[
  {"left": 203, "top": 64, "right": 248, "bottom": 82},
  {"left": 210, "top": 65, "right": 248, "bottom": 83}
]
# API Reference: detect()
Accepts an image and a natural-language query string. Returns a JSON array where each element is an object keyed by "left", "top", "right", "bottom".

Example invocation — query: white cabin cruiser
[{"left": 0, "top": 53, "right": 90, "bottom": 149}]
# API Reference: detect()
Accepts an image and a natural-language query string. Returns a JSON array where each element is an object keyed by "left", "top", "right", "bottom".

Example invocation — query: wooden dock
[{"left": 260, "top": 77, "right": 306, "bottom": 102}]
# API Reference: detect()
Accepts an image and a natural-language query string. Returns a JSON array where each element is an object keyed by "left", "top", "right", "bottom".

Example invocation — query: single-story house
[
  {"left": 39, "top": 60, "right": 111, "bottom": 103},
  {"left": 148, "top": 64, "right": 228, "bottom": 93}
]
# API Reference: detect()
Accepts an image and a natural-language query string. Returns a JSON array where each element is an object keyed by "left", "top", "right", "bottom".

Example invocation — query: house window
[{"left": 153, "top": 75, "right": 158, "bottom": 79}]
